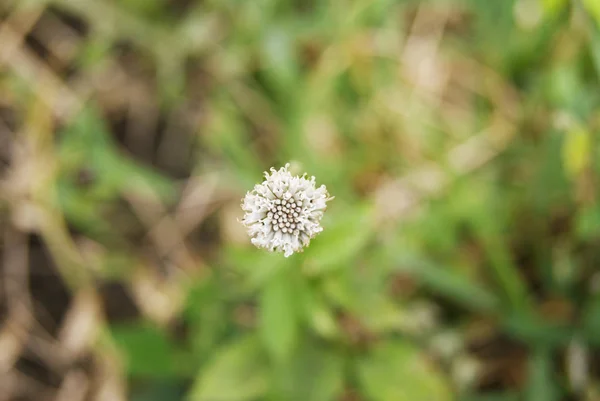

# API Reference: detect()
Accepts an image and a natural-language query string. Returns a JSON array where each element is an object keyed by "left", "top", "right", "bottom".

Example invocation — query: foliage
[{"left": 3, "top": 0, "right": 600, "bottom": 400}]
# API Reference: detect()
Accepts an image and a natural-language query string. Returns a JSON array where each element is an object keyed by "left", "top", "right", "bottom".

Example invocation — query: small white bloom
[{"left": 241, "top": 163, "right": 333, "bottom": 257}]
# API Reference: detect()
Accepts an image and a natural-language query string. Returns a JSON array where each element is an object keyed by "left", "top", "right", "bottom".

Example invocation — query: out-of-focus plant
[{"left": 3, "top": 0, "right": 600, "bottom": 400}]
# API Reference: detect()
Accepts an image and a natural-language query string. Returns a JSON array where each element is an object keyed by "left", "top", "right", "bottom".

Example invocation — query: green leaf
[
  {"left": 188, "top": 336, "right": 269, "bottom": 401},
  {"left": 183, "top": 278, "right": 228, "bottom": 364},
  {"left": 562, "top": 127, "right": 591, "bottom": 178},
  {"left": 259, "top": 270, "right": 299, "bottom": 362},
  {"left": 588, "top": 23, "right": 600, "bottom": 79},
  {"left": 226, "top": 247, "right": 293, "bottom": 291},
  {"left": 503, "top": 311, "right": 573, "bottom": 347},
  {"left": 299, "top": 283, "right": 340, "bottom": 339},
  {"left": 302, "top": 204, "right": 373, "bottom": 276},
  {"left": 131, "top": 381, "right": 186, "bottom": 401},
  {"left": 261, "top": 26, "right": 299, "bottom": 95},
  {"left": 469, "top": 207, "right": 531, "bottom": 313},
  {"left": 55, "top": 106, "right": 176, "bottom": 239},
  {"left": 356, "top": 340, "right": 452, "bottom": 401},
  {"left": 584, "top": 0, "right": 600, "bottom": 24},
  {"left": 461, "top": 393, "right": 519, "bottom": 401},
  {"left": 58, "top": 107, "right": 174, "bottom": 197},
  {"left": 540, "top": 0, "right": 568, "bottom": 16},
  {"left": 271, "top": 342, "right": 344, "bottom": 401},
  {"left": 576, "top": 206, "right": 600, "bottom": 239},
  {"left": 530, "top": 131, "right": 571, "bottom": 212},
  {"left": 393, "top": 255, "right": 498, "bottom": 313},
  {"left": 524, "top": 347, "right": 560, "bottom": 401},
  {"left": 582, "top": 296, "right": 600, "bottom": 345},
  {"left": 111, "top": 323, "right": 188, "bottom": 378}
]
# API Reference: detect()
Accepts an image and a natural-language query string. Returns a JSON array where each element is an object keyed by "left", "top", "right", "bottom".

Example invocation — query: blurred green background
[{"left": 1, "top": 0, "right": 600, "bottom": 400}]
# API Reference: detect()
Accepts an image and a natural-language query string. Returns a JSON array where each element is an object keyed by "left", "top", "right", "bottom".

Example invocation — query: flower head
[{"left": 241, "top": 163, "right": 333, "bottom": 257}]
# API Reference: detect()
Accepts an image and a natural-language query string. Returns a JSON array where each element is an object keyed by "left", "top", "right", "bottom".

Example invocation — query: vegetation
[{"left": 1, "top": 0, "right": 600, "bottom": 400}]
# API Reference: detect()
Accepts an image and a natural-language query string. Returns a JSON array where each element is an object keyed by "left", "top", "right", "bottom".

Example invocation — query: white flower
[{"left": 241, "top": 163, "right": 333, "bottom": 257}]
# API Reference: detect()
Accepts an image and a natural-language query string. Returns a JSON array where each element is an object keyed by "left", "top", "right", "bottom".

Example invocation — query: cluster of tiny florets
[
  {"left": 267, "top": 198, "right": 302, "bottom": 235},
  {"left": 241, "top": 163, "right": 333, "bottom": 257}
]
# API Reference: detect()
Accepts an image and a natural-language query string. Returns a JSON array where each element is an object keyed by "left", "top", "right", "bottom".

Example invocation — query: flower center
[{"left": 267, "top": 198, "right": 302, "bottom": 235}]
